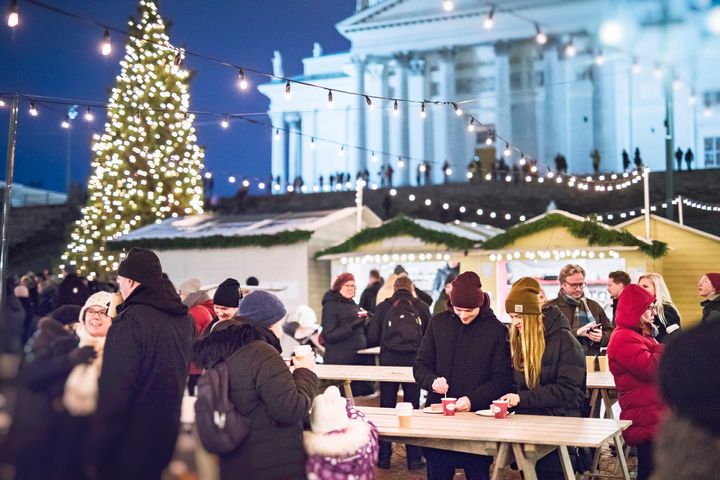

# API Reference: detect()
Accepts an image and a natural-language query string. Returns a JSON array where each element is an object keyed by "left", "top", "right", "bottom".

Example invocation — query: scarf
[
  {"left": 62, "top": 323, "right": 106, "bottom": 416},
  {"left": 561, "top": 292, "right": 597, "bottom": 329}
]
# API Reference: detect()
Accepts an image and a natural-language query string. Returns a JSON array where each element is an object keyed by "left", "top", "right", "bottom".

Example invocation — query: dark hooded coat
[
  {"left": 193, "top": 320, "right": 318, "bottom": 480},
  {"left": 87, "top": 279, "right": 194, "bottom": 480}
]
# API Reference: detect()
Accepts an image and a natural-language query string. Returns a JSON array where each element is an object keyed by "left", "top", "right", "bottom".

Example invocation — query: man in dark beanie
[
  {"left": 414, "top": 271, "right": 512, "bottom": 480},
  {"left": 88, "top": 247, "right": 193, "bottom": 480},
  {"left": 652, "top": 320, "right": 720, "bottom": 479},
  {"left": 203, "top": 278, "right": 241, "bottom": 335}
]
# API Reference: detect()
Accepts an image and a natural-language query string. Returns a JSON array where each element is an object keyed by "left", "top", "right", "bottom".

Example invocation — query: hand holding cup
[
  {"left": 293, "top": 351, "right": 316, "bottom": 372},
  {"left": 432, "top": 377, "right": 449, "bottom": 395}
]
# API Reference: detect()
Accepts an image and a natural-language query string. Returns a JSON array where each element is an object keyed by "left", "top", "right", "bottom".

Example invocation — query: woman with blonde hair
[
  {"left": 498, "top": 277, "right": 585, "bottom": 479},
  {"left": 638, "top": 273, "right": 681, "bottom": 343}
]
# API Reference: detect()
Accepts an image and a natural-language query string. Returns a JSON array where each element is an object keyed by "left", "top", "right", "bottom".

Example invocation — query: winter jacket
[
  {"left": 514, "top": 306, "right": 586, "bottom": 417},
  {"left": 5, "top": 318, "right": 88, "bottom": 480},
  {"left": 607, "top": 302, "right": 665, "bottom": 446},
  {"left": 0, "top": 291, "right": 25, "bottom": 353},
  {"left": 193, "top": 321, "right": 318, "bottom": 480},
  {"left": 367, "top": 289, "right": 431, "bottom": 355},
  {"left": 88, "top": 279, "right": 194, "bottom": 480},
  {"left": 185, "top": 292, "right": 214, "bottom": 376},
  {"left": 304, "top": 402, "right": 379, "bottom": 479},
  {"left": 432, "top": 263, "right": 460, "bottom": 295},
  {"left": 321, "top": 290, "right": 367, "bottom": 365},
  {"left": 359, "top": 281, "right": 382, "bottom": 313},
  {"left": 700, "top": 295, "right": 720, "bottom": 325},
  {"left": 433, "top": 290, "right": 449, "bottom": 315},
  {"left": 545, "top": 295, "right": 613, "bottom": 355},
  {"left": 652, "top": 304, "right": 681, "bottom": 344},
  {"left": 413, "top": 299, "right": 513, "bottom": 410}
]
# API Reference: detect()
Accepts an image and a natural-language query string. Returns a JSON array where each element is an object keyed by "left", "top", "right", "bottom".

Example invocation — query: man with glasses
[{"left": 545, "top": 264, "right": 613, "bottom": 356}]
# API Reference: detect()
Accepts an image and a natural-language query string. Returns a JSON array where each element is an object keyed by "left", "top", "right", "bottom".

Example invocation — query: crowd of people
[{"left": 1, "top": 250, "right": 719, "bottom": 480}]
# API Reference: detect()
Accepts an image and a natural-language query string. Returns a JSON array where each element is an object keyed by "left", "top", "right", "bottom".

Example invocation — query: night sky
[{"left": 0, "top": 1, "right": 355, "bottom": 196}]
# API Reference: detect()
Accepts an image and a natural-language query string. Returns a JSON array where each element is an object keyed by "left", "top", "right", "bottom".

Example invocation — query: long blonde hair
[
  {"left": 638, "top": 272, "right": 681, "bottom": 326},
  {"left": 509, "top": 313, "right": 546, "bottom": 389}
]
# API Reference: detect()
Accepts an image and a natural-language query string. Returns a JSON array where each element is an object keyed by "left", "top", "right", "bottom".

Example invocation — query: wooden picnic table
[
  {"left": 358, "top": 406, "right": 632, "bottom": 480},
  {"left": 357, "top": 346, "right": 381, "bottom": 356},
  {"left": 587, "top": 371, "right": 617, "bottom": 419},
  {"left": 315, "top": 364, "right": 413, "bottom": 398}
]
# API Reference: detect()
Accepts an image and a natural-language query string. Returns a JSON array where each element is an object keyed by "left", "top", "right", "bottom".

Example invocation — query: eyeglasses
[
  {"left": 563, "top": 281, "right": 585, "bottom": 289},
  {"left": 85, "top": 308, "right": 108, "bottom": 317}
]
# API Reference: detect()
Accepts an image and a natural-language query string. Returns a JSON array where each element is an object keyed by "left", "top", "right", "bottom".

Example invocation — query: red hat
[
  {"left": 705, "top": 273, "right": 720, "bottom": 293},
  {"left": 615, "top": 284, "right": 655, "bottom": 329},
  {"left": 332, "top": 272, "right": 355, "bottom": 292},
  {"left": 449, "top": 271, "right": 486, "bottom": 309}
]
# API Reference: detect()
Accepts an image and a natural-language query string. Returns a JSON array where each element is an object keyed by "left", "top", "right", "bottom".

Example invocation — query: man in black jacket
[
  {"left": 88, "top": 248, "right": 194, "bottom": 480},
  {"left": 414, "top": 272, "right": 512, "bottom": 480},
  {"left": 359, "top": 269, "right": 383, "bottom": 313},
  {"left": 368, "top": 276, "right": 431, "bottom": 470}
]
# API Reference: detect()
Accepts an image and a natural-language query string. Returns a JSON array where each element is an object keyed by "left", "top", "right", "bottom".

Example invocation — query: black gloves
[
  {"left": 50, "top": 335, "right": 79, "bottom": 355},
  {"left": 68, "top": 346, "right": 97, "bottom": 366}
]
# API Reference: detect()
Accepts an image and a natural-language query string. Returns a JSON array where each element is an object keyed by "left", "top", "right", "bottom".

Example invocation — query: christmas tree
[{"left": 62, "top": 0, "right": 204, "bottom": 279}]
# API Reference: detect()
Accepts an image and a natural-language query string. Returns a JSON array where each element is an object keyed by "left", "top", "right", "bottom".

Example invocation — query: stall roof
[
  {"left": 480, "top": 210, "right": 668, "bottom": 258},
  {"left": 110, "top": 207, "right": 382, "bottom": 250},
  {"left": 617, "top": 214, "right": 720, "bottom": 243},
  {"left": 315, "top": 215, "right": 503, "bottom": 258}
]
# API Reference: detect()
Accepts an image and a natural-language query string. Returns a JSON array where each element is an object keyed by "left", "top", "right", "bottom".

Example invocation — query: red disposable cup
[
  {"left": 492, "top": 400, "right": 509, "bottom": 419},
  {"left": 441, "top": 397, "right": 457, "bottom": 416}
]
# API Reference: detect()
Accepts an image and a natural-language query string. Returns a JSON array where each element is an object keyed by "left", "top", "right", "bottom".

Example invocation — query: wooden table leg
[
  {"left": 589, "top": 388, "right": 600, "bottom": 418},
  {"left": 491, "top": 442, "right": 510, "bottom": 480},
  {"left": 613, "top": 433, "right": 631, "bottom": 480},
  {"left": 558, "top": 446, "right": 575, "bottom": 480},
  {"left": 342, "top": 379, "right": 354, "bottom": 404},
  {"left": 601, "top": 389, "right": 615, "bottom": 419},
  {"left": 512, "top": 444, "right": 538, "bottom": 480}
]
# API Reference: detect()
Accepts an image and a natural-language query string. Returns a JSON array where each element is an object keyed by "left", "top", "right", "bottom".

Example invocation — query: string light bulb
[
  {"left": 284, "top": 81, "right": 292, "bottom": 100},
  {"left": 397, "top": 157, "right": 405, "bottom": 168},
  {"left": 327, "top": 90, "right": 334, "bottom": 107},
  {"left": 29, "top": 101, "right": 38, "bottom": 117},
  {"left": 204, "top": 172, "right": 213, "bottom": 180},
  {"left": 443, "top": 0, "right": 453, "bottom": 12},
  {"left": 339, "top": 145, "right": 345, "bottom": 156},
  {"left": 61, "top": 116, "right": 70, "bottom": 129},
  {"left": 564, "top": 38, "right": 576, "bottom": 57},
  {"left": 420, "top": 102, "right": 426, "bottom": 119},
  {"left": 483, "top": 7, "right": 495, "bottom": 29},
  {"left": 0, "top": 98, "right": 5, "bottom": 107},
  {"left": 7, "top": 0, "right": 18, "bottom": 28},
  {"left": 228, "top": 175, "right": 236, "bottom": 184},
  {"left": 365, "top": 95, "right": 373, "bottom": 110},
  {"left": 485, "top": 131, "right": 494, "bottom": 146},
  {"left": 84, "top": 107, "right": 94, "bottom": 122},
  {"left": 393, "top": 99, "right": 399, "bottom": 117},
  {"left": 238, "top": 69, "right": 248, "bottom": 90},
  {"left": 672, "top": 77, "right": 682, "bottom": 90},
  {"left": 535, "top": 24, "right": 547, "bottom": 45},
  {"left": 595, "top": 49, "right": 605, "bottom": 66},
  {"left": 503, "top": 143, "right": 511, "bottom": 156},
  {"left": 221, "top": 116, "right": 229, "bottom": 129},
  {"left": 632, "top": 57, "right": 641, "bottom": 75},
  {"left": 310, "top": 137, "right": 316, "bottom": 148},
  {"left": 689, "top": 91, "right": 697, "bottom": 105},
  {"left": 467, "top": 118, "right": 475, "bottom": 132},
  {"left": 452, "top": 103, "right": 462, "bottom": 116},
  {"left": 653, "top": 63, "right": 663, "bottom": 79},
  {"left": 371, "top": 151, "right": 377, "bottom": 162},
  {"left": 101, "top": 28, "right": 112, "bottom": 56},
  {"left": 171, "top": 51, "right": 182, "bottom": 74},
  {"left": 274, "top": 129, "right": 280, "bottom": 140},
  {"left": 519, "top": 153, "right": 526, "bottom": 165}
]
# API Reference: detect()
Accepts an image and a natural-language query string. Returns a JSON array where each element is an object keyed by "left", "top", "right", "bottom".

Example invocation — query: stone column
[
  {"left": 592, "top": 53, "right": 622, "bottom": 173},
  {"left": 366, "top": 61, "right": 387, "bottom": 185},
  {"left": 408, "top": 55, "right": 430, "bottom": 183},
  {"left": 286, "top": 113, "right": 301, "bottom": 187},
  {"left": 353, "top": 56, "right": 368, "bottom": 178},
  {"left": 395, "top": 52, "right": 411, "bottom": 185},
  {"left": 494, "top": 41, "right": 512, "bottom": 160},
  {"left": 543, "top": 41, "right": 571, "bottom": 170},
  {"left": 437, "top": 48, "right": 460, "bottom": 181},
  {"left": 300, "top": 109, "right": 318, "bottom": 188},
  {"left": 270, "top": 113, "right": 287, "bottom": 190}
]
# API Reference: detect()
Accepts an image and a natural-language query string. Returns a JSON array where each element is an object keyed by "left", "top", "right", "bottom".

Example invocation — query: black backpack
[
  {"left": 195, "top": 357, "right": 251, "bottom": 454},
  {"left": 381, "top": 298, "right": 424, "bottom": 353}
]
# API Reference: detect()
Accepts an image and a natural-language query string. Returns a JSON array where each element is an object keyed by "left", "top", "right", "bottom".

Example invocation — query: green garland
[
  {"left": 481, "top": 213, "right": 668, "bottom": 258},
  {"left": 314, "top": 215, "right": 476, "bottom": 258},
  {"left": 108, "top": 230, "right": 313, "bottom": 251}
]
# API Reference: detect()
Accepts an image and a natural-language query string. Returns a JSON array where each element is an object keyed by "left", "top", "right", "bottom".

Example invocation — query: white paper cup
[
  {"left": 293, "top": 345, "right": 312, "bottom": 359},
  {"left": 396, "top": 402, "right": 413, "bottom": 427}
]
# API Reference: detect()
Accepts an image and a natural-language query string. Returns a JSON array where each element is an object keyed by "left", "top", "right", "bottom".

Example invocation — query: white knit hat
[
  {"left": 79, "top": 291, "right": 115, "bottom": 323},
  {"left": 310, "top": 386, "right": 349, "bottom": 434}
]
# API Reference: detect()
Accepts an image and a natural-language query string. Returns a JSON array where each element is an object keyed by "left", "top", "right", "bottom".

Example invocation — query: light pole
[{"left": 0, "top": 94, "right": 19, "bottom": 308}]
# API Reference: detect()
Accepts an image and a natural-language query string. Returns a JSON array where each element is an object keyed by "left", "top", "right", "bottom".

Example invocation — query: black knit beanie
[
  {"left": 51, "top": 305, "right": 82, "bottom": 325},
  {"left": 117, "top": 248, "right": 163, "bottom": 285},
  {"left": 213, "top": 278, "right": 241, "bottom": 308}
]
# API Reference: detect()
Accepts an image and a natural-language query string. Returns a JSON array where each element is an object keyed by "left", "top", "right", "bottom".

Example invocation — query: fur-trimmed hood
[
  {"left": 183, "top": 289, "right": 211, "bottom": 308},
  {"left": 192, "top": 319, "right": 281, "bottom": 369},
  {"left": 303, "top": 418, "right": 372, "bottom": 458}
]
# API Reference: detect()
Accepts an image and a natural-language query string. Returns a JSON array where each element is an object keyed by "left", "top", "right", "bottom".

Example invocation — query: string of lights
[{"left": 5, "top": 0, "right": 708, "bottom": 191}]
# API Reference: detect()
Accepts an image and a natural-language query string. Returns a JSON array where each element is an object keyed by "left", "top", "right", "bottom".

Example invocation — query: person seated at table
[
  {"left": 498, "top": 277, "right": 585, "bottom": 479},
  {"left": 367, "top": 275, "right": 432, "bottom": 470},
  {"left": 414, "top": 271, "right": 512, "bottom": 480},
  {"left": 304, "top": 385, "right": 379, "bottom": 479},
  {"left": 607, "top": 284, "right": 665, "bottom": 480},
  {"left": 321, "top": 273, "right": 374, "bottom": 397}
]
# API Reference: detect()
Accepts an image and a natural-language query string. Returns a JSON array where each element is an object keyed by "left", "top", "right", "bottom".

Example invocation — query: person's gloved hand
[
  {"left": 50, "top": 335, "right": 79, "bottom": 355},
  {"left": 68, "top": 346, "right": 97, "bottom": 366}
]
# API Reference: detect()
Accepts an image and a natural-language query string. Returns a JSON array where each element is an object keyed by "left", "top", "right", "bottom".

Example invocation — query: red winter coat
[
  {"left": 607, "top": 285, "right": 665, "bottom": 445},
  {"left": 188, "top": 299, "right": 214, "bottom": 376}
]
